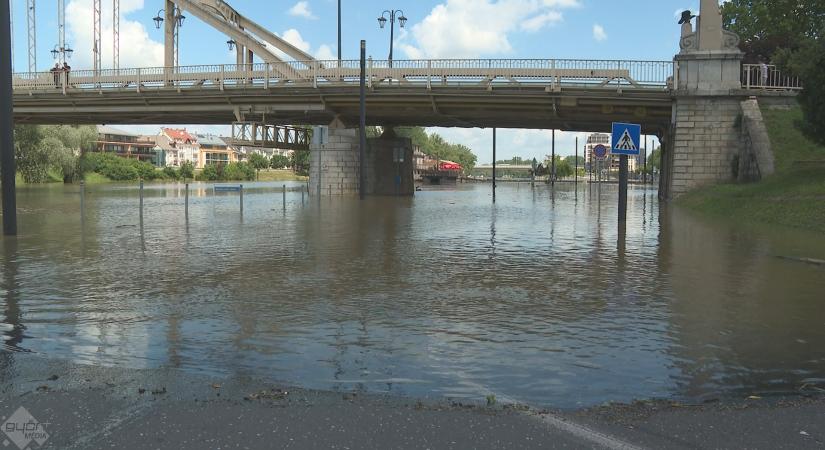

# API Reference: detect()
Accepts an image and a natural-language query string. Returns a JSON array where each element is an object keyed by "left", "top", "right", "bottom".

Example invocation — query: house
[
  {"left": 151, "top": 134, "right": 179, "bottom": 167},
  {"left": 235, "top": 145, "right": 294, "bottom": 162},
  {"left": 95, "top": 125, "right": 157, "bottom": 163},
  {"left": 162, "top": 129, "right": 200, "bottom": 168},
  {"left": 192, "top": 134, "right": 238, "bottom": 168}
]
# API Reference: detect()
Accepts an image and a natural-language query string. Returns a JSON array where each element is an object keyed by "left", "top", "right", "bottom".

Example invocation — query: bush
[
  {"left": 223, "top": 162, "right": 255, "bottom": 181},
  {"left": 271, "top": 154, "right": 291, "bottom": 169},
  {"left": 163, "top": 166, "right": 180, "bottom": 180},
  {"left": 82, "top": 152, "right": 158, "bottom": 181},
  {"left": 198, "top": 164, "right": 220, "bottom": 181},
  {"left": 197, "top": 162, "right": 255, "bottom": 182}
]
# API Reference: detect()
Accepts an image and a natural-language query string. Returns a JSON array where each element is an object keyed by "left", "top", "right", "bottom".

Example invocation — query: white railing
[
  {"left": 742, "top": 64, "right": 803, "bottom": 91},
  {"left": 11, "top": 59, "right": 674, "bottom": 94}
]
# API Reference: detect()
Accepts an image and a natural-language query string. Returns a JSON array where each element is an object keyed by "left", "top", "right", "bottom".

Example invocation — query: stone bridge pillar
[
  {"left": 309, "top": 124, "right": 414, "bottom": 197},
  {"left": 310, "top": 123, "right": 360, "bottom": 196},
  {"left": 667, "top": 0, "right": 744, "bottom": 198}
]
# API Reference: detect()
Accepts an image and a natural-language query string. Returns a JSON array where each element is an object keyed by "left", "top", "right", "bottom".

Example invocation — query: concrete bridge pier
[
  {"left": 665, "top": 0, "right": 748, "bottom": 199},
  {"left": 310, "top": 125, "right": 414, "bottom": 197}
]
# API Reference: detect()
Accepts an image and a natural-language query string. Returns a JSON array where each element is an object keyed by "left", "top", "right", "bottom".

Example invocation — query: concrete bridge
[{"left": 4, "top": 0, "right": 802, "bottom": 202}]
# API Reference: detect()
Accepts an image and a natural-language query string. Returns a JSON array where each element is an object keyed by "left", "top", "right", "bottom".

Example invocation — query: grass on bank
[
  {"left": 679, "top": 107, "right": 825, "bottom": 233},
  {"left": 255, "top": 169, "right": 308, "bottom": 182}
]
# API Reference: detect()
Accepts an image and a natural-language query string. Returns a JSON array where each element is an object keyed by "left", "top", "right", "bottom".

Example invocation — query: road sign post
[{"left": 611, "top": 123, "right": 641, "bottom": 224}]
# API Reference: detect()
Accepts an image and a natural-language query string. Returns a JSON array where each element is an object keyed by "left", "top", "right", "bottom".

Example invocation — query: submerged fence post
[
  {"left": 185, "top": 183, "right": 189, "bottom": 221},
  {"left": 139, "top": 179, "right": 144, "bottom": 222}
]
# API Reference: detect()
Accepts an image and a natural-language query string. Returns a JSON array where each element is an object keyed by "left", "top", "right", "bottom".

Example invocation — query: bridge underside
[{"left": 13, "top": 86, "right": 672, "bottom": 134}]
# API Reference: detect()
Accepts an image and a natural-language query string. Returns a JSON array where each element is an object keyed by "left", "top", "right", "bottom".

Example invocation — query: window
[{"left": 205, "top": 152, "right": 229, "bottom": 166}]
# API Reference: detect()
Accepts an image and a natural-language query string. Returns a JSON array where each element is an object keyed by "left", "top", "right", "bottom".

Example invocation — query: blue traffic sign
[
  {"left": 593, "top": 144, "right": 608, "bottom": 159},
  {"left": 611, "top": 123, "right": 642, "bottom": 156}
]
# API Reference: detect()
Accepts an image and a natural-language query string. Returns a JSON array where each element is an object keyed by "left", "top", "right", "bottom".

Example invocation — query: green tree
[
  {"left": 554, "top": 157, "right": 574, "bottom": 179},
  {"left": 291, "top": 150, "right": 310, "bottom": 176},
  {"left": 564, "top": 155, "right": 585, "bottom": 168},
  {"left": 14, "top": 125, "right": 50, "bottom": 183},
  {"left": 788, "top": 39, "right": 825, "bottom": 144},
  {"left": 271, "top": 154, "right": 290, "bottom": 169},
  {"left": 722, "top": 0, "right": 825, "bottom": 63},
  {"left": 179, "top": 161, "right": 195, "bottom": 180},
  {"left": 647, "top": 147, "right": 662, "bottom": 174},
  {"left": 248, "top": 153, "right": 270, "bottom": 180}
]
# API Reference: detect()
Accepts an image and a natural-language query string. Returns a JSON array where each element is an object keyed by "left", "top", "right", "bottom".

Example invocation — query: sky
[{"left": 9, "top": 0, "right": 709, "bottom": 162}]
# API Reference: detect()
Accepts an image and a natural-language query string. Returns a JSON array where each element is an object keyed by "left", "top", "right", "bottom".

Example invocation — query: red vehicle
[{"left": 439, "top": 161, "right": 462, "bottom": 171}]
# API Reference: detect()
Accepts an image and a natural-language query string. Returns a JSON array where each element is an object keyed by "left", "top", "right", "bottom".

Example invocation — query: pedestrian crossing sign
[{"left": 611, "top": 123, "right": 641, "bottom": 156}]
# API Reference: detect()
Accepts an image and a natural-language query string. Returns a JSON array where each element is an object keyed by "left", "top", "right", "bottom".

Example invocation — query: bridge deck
[{"left": 12, "top": 59, "right": 678, "bottom": 132}]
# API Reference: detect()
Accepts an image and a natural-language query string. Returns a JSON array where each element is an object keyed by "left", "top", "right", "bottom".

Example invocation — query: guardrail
[
  {"left": 12, "top": 59, "right": 675, "bottom": 94},
  {"left": 742, "top": 64, "right": 803, "bottom": 90}
]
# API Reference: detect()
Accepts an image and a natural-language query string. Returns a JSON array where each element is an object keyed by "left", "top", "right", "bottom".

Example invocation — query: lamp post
[
  {"left": 152, "top": 7, "right": 186, "bottom": 67},
  {"left": 50, "top": 44, "right": 74, "bottom": 65},
  {"left": 377, "top": 9, "right": 407, "bottom": 67}
]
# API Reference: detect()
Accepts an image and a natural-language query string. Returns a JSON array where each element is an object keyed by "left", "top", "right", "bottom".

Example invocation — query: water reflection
[{"left": 0, "top": 182, "right": 823, "bottom": 408}]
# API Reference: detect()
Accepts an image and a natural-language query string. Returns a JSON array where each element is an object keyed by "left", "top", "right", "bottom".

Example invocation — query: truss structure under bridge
[{"left": 230, "top": 123, "right": 310, "bottom": 150}]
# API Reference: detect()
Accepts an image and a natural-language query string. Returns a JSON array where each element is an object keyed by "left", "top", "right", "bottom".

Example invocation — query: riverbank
[
  {"left": 679, "top": 107, "right": 825, "bottom": 233},
  {"left": 16, "top": 169, "right": 307, "bottom": 185},
  {"left": 2, "top": 355, "right": 822, "bottom": 449}
]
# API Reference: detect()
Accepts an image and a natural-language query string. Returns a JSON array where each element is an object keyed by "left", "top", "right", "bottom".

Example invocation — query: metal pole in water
[
  {"left": 492, "top": 128, "right": 497, "bottom": 203},
  {"left": 301, "top": 185, "right": 305, "bottom": 206},
  {"left": 0, "top": 0, "right": 17, "bottom": 236},
  {"left": 80, "top": 181, "right": 86, "bottom": 210},
  {"left": 283, "top": 184, "right": 287, "bottom": 212},
  {"left": 185, "top": 183, "right": 189, "bottom": 221},
  {"left": 618, "top": 155, "right": 628, "bottom": 222},
  {"left": 359, "top": 40, "right": 367, "bottom": 200},
  {"left": 575, "top": 137, "right": 579, "bottom": 186},
  {"left": 139, "top": 180, "right": 144, "bottom": 222},
  {"left": 644, "top": 135, "right": 649, "bottom": 185},
  {"left": 551, "top": 129, "right": 556, "bottom": 186},
  {"left": 240, "top": 184, "right": 244, "bottom": 215}
]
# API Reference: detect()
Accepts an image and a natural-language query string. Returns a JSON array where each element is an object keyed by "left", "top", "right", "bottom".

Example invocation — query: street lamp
[
  {"left": 51, "top": 44, "right": 74, "bottom": 63},
  {"left": 153, "top": 8, "right": 185, "bottom": 29},
  {"left": 377, "top": 9, "right": 407, "bottom": 67},
  {"left": 152, "top": 8, "right": 186, "bottom": 67},
  {"left": 227, "top": 40, "right": 236, "bottom": 51}
]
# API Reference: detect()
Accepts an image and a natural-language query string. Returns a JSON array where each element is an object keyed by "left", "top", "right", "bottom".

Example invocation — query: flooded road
[{"left": 1, "top": 181, "right": 824, "bottom": 409}]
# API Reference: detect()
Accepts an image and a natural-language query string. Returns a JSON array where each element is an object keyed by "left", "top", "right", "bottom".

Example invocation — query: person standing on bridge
[
  {"left": 62, "top": 62, "right": 72, "bottom": 87},
  {"left": 50, "top": 63, "right": 61, "bottom": 88}
]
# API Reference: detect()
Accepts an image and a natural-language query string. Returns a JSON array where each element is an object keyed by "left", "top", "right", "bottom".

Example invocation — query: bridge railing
[
  {"left": 742, "top": 64, "right": 803, "bottom": 90},
  {"left": 11, "top": 59, "right": 675, "bottom": 93}
]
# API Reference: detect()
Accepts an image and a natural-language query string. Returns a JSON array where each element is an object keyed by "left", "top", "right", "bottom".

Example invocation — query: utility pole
[
  {"left": 359, "top": 40, "right": 366, "bottom": 200},
  {"left": 27, "top": 0, "right": 35, "bottom": 73},
  {"left": 93, "top": 0, "right": 101, "bottom": 74},
  {"left": 2, "top": 0, "right": 18, "bottom": 235},
  {"left": 337, "top": 0, "right": 341, "bottom": 63},
  {"left": 58, "top": 0, "right": 65, "bottom": 64},
  {"left": 113, "top": 0, "right": 119, "bottom": 70},
  {"left": 9, "top": 0, "right": 13, "bottom": 72}
]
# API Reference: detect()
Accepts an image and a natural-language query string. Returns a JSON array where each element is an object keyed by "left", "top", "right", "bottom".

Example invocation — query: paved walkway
[{"left": 0, "top": 356, "right": 822, "bottom": 449}]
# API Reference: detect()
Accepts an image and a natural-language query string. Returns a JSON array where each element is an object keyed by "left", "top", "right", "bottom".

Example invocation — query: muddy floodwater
[{"left": 1, "top": 181, "right": 824, "bottom": 409}]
